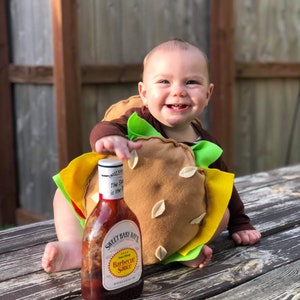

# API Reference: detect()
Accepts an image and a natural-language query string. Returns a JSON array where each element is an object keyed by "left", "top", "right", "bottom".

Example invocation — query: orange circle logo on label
[{"left": 109, "top": 248, "right": 138, "bottom": 278}]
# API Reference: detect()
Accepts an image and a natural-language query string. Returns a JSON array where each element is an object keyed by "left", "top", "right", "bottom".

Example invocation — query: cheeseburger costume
[{"left": 54, "top": 95, "right": 255, "bottom": 265}]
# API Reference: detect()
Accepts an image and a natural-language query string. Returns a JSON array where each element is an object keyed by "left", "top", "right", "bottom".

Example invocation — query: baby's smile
[{"left": 166, "top": 104, "right": 190, "bottom": 111}]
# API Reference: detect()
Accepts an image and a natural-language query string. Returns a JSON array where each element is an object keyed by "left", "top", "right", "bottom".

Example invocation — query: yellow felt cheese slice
[
  {"left": 59, "top": 152, "right": 106, "bottom": 215},
  {"left": 178, "top": 168, "right": 234, "bottom": 256}
]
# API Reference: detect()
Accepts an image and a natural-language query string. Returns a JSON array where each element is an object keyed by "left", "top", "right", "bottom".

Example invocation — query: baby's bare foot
[
  {"left": 42, "top": 241, "right": 82, "bottom": 273},
  {"left": 42, "top": 242, "right": 66, "bottom": 272},
  {"left": 182, "top": 245, "right": 213, "bottom": 268}
]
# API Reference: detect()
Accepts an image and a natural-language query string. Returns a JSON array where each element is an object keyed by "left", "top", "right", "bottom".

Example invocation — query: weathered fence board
[
  {"left": 9, "top": 0, "right": 57, "bottom": 220},
  {"left": 234, "top": 0, "right": 300, "bottom": 175}
]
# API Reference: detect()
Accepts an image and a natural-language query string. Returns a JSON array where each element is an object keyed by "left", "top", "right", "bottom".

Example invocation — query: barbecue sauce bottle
[{"left": 81, "top": 158, "right": 143, "bottom": 300}]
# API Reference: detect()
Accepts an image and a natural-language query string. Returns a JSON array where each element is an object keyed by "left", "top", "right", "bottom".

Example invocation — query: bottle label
[
  {"left": 102, "top": 220, "right": 142, "bottom": 291},
  {"left": 99, "top": 160, "right": 123, "bottom": 200}
]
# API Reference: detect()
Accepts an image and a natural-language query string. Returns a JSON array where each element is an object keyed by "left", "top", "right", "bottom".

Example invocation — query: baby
[{"left": 42, "top": 38, "right": 261, "bottom": 272}]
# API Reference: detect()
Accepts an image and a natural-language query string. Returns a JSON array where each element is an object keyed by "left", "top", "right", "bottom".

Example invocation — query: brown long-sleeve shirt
[{"left": 90, "top": 106, "right": 255, "bottom": 235}]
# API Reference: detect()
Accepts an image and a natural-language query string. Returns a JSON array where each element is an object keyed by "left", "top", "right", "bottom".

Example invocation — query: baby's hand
[
  {"left": 231, "top": 229, "right": 261, "bottom": 245},
  {"left": 95, "top": 135, "right": 142, "bottom": 160}
]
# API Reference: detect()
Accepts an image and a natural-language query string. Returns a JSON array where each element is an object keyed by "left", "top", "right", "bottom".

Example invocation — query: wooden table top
[{"left": 1, "top": 164, "right": 300, "bottom": 299}]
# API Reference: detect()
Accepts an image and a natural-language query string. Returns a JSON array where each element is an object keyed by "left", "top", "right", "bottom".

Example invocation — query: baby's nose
[{"left": 172, "top": 84, "right": 187, "bottom": 97}]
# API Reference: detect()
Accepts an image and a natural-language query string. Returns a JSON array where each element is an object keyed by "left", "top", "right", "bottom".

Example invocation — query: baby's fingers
[
  {"left": 114, "top": 141, "right": 142, "bottom": 160},
  {"left": 232, "top": 230, "right": 261, "bottom": 245},
  {"left": 127, "top": 140, "right": 143, "bottom": 151},
  {"left": 114, "top": 147, "right": 131, "bottom": 160},
  {"left": 95, "top": 139, "right": 106, "bottom": 153}
]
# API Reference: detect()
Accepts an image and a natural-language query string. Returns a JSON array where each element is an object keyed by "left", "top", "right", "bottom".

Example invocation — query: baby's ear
[
  {"left": 138, "top": 81, "right": 148, "bottom": 106},
  {"left": 206, "top": 83, "right": 214, "bottom": 101}
]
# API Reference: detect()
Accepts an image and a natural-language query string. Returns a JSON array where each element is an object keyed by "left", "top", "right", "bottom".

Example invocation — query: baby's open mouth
[{"left": 166, "top": 104, "right": 189, "bottom": 110}]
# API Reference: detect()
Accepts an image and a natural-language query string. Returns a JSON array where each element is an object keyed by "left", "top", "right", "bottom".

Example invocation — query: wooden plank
[
  {"left": 8, "top": 1, "right": 58, "bottom": 221},
  {"left": 8, "top": 62, "right": 300, "bottom": 84},
  {"left": 234, "top": 165, "right": 300, "bottom": 235},
  {"left": 234, "top": 164, "right": 300, "bottom": 192},
  {"left": 0, "top": 242, "right": 167, "bottom": 284},
  {"left": 210, "top": 0, "right": 234, "bottom": 169},
  {"left": 82, "top": 64, "right": 142, "bottom": 83},
  {"left": 120, "top": 0, "right": 154, "bottom": 62},
  {"left": 0, "top": 244, "right": 47, "bottom": 282},
  {"left": 236, "top": 62, "right": 300, "bottom": 79},
  {"left": 51, "top": 0, "right": 82, "bottom": 168},
  {"left": 233, "top": 0, "right": 300, "bottom": 176},
  {"left": 207, "top": 260, "right": 300, "bottom": 300},
  {"left": 0, "top": 269, "right": 81, "bottom": 300},
  {"left": 0, "top": 220, "right": 56, "bottom": 254},
  {"left": 137, "top": 226, "right": 300, "bottom": 299},
  {"left": 0, "top": 0, "right": 17, "bottom": 226},
  {"left": 8, "top": 64, "right": 143, "bottom": 84},
  {"left": 234, "top": 79, "right": 300, "bottom": 175},
  {"left": 240, "top": 179, "right": 300, "bottom": 235},
  {"left": 12, "top": 85, "right": 58, "bottom": 221},
  {"left": 0, "top": 225, "right": 298, "bottom": 300},
  {"left": 78, "top": 0, "right": 123, "bottom": 64},
  {"left": 8, "top": 65, "right": 53, "bottom": 84},
  {"left": 16, "top": 208, "right": 47, "bottom": 226},
  {"left": 234, "top": 0, "right": 300, "bottom": 62}
]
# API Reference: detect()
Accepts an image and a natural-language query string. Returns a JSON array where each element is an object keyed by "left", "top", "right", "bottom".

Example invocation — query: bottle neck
[
  {"left": 98, "top": 159, "right": 124, "bottom": 201},
  {"left": 99, "top": 193, "right": 123, "bottom": 202}
]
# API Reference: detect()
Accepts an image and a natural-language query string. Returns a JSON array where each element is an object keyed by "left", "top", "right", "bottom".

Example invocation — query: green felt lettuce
[
  {"left": 127, "top": 112, "right": 162, "bottom": 140},
  {"left": 127, "top": 112, "right": 223, "bottom": 168}
]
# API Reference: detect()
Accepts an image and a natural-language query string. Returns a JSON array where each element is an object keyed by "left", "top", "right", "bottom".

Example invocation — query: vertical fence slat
[
  {"left": 210, "top": 0, "right": 234, "bottom": 169},
  {"left": 0, "top": 0, "right": 17, "bottom": 226},
  {"left": 51, "top": 0, "right": 82, "bottom": 169}
]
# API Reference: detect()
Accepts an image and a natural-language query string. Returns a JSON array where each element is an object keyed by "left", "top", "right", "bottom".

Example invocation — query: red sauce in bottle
[{"left": 81, "top": 158, "right": 143, "bottom": 300}]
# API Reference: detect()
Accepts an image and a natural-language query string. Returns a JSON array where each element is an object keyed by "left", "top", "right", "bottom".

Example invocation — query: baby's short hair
[{"left": 142, "top": 38, "right": 210, "bottom": 80}]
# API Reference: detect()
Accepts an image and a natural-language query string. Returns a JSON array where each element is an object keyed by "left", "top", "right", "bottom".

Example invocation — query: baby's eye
[
  {"left": 159, "top": 79, "right": 170, "bottom": 84},
  {"left": 186, "top": 80, "right": 199, "bottom": 85}
]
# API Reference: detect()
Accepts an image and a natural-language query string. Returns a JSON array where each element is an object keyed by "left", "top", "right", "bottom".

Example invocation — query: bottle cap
[{"left": 98, "top": 158, "right": 122, "bottom": 168}]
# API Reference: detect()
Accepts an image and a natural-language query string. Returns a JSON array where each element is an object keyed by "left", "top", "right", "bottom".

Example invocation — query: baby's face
[{"left": 139, "top": 46, "right": 213, "bottom": 129}]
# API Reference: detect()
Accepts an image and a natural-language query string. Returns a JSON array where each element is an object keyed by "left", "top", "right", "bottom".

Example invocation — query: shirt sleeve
[
  {"left": 89, "top": 109, "right": 135, "bottom": 151},
  {"left": 89, "top": 106, "right": 156, "bottom": 150}
]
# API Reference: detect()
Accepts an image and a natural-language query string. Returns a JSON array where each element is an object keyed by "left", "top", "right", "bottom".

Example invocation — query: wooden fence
[
  {"left": 233, "top": 0, "right": 300, "bottom": 174},
  {"left": 0, "top": 0, "right": 299, "bottom": 225}
]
